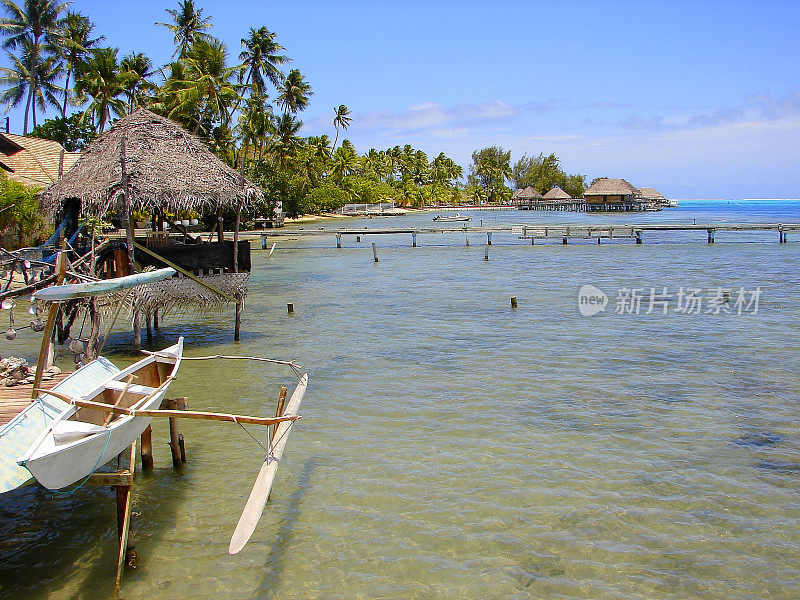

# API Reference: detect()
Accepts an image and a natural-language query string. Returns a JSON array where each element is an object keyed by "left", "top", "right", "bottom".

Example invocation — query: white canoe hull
[{"left": 19, "top": 339, "right": 183, "bottom": 490}]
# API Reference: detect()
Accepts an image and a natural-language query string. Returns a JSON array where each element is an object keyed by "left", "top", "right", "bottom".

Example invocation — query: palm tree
[
  {"left": 156, "top": 0, "right": 212, "bottom": 59},
  {"left": 57, "top": 11, "right": 103, "bottom": 116},
  {"left": 164, "top": 38, "right": 238, "bottom": 135},
  {"left": 268, "top": 111, "right": 302, "bottom": 167},
  {"left": 276, "top": 68, "right": 311, "bottom": 114},
  {"left": 73, "top": 47, "right": 128, "bottom": 132},
  {"left": 120, "top": 52, "right": 154, "bottom": 111},
  {"left": 0, "top": 0, "right": 68, "bottom": 133},
  {"left": 332, "top": 104, "right": 351, "bottom": 150},
  {"left": 229, "top": 25, "right": 287, "bottom": 121}
]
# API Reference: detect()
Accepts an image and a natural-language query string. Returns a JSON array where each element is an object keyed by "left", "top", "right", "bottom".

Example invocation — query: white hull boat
[
  {"left": 19, "top": 338, "right": 183, "bottom": 490},
  {"left": 433, "top": 213, "right": 470, "bottom": 222}
]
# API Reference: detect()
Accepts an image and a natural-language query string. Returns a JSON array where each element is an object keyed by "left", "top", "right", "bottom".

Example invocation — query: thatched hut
[
  {"left": 638, "top": 187, "right": 667, "bottom": 207},
  {"left": 40, "top": 108, "right": 263, "bottom": 344},
  {"left": 543, "top": 186, "right": 572, "bottom": 201},
  {"left": 511, "top": 186, "right": 543, "bottom": 208},
  {"left": 582, "top": 178, "right": 644, "bottom": 211}
]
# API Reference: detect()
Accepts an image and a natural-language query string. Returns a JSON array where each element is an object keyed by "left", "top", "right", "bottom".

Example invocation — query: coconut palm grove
[{"left": 0, "top": 0, "right": 586, "bottom": 244}]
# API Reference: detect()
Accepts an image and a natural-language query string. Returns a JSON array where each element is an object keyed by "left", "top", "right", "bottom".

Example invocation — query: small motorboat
[{"left": 433, "top": 213, "right": 470, "bottom": 222}]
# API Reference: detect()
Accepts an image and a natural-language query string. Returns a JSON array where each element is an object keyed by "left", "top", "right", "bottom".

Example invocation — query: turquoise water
[{"left": 1, "top": 202, "right": 799, "bottom": 599}]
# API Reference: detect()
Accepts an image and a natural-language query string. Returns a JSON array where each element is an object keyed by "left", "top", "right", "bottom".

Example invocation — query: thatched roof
[
  {"left": 543, "top": 186, "right": 572, "bottom": 200},
  {"left": 0, "top": 133, "right": 81, "bottom": 188},
  {"left": 40, "top": 108, "right": 261, "bottom": 216},
  {"left": 638, "top": 187, "right": 666, "bottom": 201},
  {"left": 516, "top": 186, "right": 543, "bottom": 199},
  {"left": 583, "top": 178, "right": 639, "bottom": 197}
]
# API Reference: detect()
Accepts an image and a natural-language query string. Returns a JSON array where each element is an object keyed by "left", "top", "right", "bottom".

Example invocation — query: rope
[
  {"left": 236, "top": 419, "right": 268, "bottom": 453},
  {"left": 51, "top": 427, "right": 113, "bottom": 495}
]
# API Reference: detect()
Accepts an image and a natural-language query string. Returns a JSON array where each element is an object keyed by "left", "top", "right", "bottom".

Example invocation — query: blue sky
[{"left": 3, "top": 0, "right": 799, "bottom": 198}]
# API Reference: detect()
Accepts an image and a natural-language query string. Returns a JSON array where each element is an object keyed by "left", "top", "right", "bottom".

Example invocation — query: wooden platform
[{"left": 0, "top": 372, "right": 72, "bottom": 426}]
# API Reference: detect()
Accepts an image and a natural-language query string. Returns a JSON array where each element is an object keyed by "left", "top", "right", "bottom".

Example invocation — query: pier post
[
  {"left": 779, "top": 230, "right": 787, "bottom": 243},
  {"left": 287, "top": 303, "right": 294, "bottom": 314},
  {"left": 234, "top": 300, "right": 242, "bottom": 341},
  {"left": 372, "top": 242, "right": 379, "bottom": 262},
  {"left": 562, "top": 235, "right": 568, "bottom": 244},
  {"left": 165, "top": 397, "right": 188, "bottom": 467},
  {"left": 487, "top": 232, "right": 492, "bottom": 246},
  {"left": 636, "top": 231, "right": 642, "bottom": 244},
  {"left": 484, "top": 245, "right": 489, "bottom": 261},
  {"left": 511, "top": 296, "right": 517, "bottom": 308},
  {"left": 336, "top": 234, "right": 342, "bottom": 249},
  {"left": 412, "top": 232, "right": 417, "bottom": 247},
  {"left": 707, "top": 229, "right": 715, "bottom": 244},
  {"left": 466, "top": 236, "right": 469, "bottom": 247},
  {"left": 140, "top": 426, "right": 153, "bottom": 469}
]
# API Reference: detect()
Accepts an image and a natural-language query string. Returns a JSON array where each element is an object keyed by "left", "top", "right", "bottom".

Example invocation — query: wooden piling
[
  {"left": 287, "top": 303, "right": 294, "bottom": 314},
  {"left": 707, "top": 229, "right": 715, "bottom": 244},
  {"left": 511, "top": 296, "right": 517, "bottom": 308},
  {"left": 487, "top": 232, "right": 492, "bottom": 246},
  {"left": 372, "top": 243, "right": 379, "bottom": 262},
  {"left": 165, "top": 397, "right": 188, "bottom": 467},
  {"left": 234, "top": 300, "right": 242, "bottom": 341},
  {"left": 336, "top": 234, "right": 342, "bottom": 248},
  {"left": 412, "top": 232, "right": 417, "bottom": 247},
  {"left": 484, "top": 245, "right": 489, "bottom": 261},
  {"left": 635, "top": 231, "right": 642, "bottom": 244},
  {"left": 153, "top": 308, "right": 159, "bottom": 331},
  {"left": 140, "top": 425, "right": 153, "bottom": 470}
]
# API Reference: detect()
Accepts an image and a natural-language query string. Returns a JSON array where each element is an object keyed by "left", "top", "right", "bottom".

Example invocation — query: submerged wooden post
[
  {"left": 487, "top": 232, "right": 492, "bottom": 246},
  {"left": 707, "top": 229, "right": 715, "bottom": 244},
  {"left": 635, "top": 231, "right": 642, "bottom": 244},
  {"left": 484, "top": 245, "right": 489, "bottom": 261},
  {"left": 287, "top": 303, "right": 294, "bottom": 314},
  {"left": 336, "top": 234, "right": 342, "bottom": 249},
  {"left": 114, "top": 441, "right": 137, "bottom": 588},
  {"left": 141, "top": 425, "right": 153, "bottom": 469},
  {"left": 235, "top": 300, "right": 243, "bottom": 341},
  {"left": 412, "top": 232, "right": 417, "bottom": 247},
  {"left": 165, "top": 397, "right": 188, "bottom": 467},
  {"left": 372, "top": 243, "right": 379, "bottom": 262},
  {"left": 511, "top": 296, "right": 517, "bottom": 308}
]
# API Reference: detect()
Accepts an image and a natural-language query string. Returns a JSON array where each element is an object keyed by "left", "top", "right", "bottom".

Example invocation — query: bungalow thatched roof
[
  {"left": 583, "top": 178, "right": 639, "bottom": 197},
  {"left": 40, "top": 108, "right": 261, "bottom": 216},
  {"left": 516, "top": 185, "right": 543, "bottom": 199},
  {"left": 0, "top": 133, "right": 81, "bottom": 188},
  {"left": 543, "top": 185, "right": 572, "bottom": 200},
  {"left": 638, "top": 187, "right": 666, "bottom": 201}
]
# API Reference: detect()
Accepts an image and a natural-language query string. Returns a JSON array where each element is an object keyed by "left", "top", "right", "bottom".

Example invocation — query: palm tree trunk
[{"left": 62, "top": 68, "right": 71, "bottom": 117}]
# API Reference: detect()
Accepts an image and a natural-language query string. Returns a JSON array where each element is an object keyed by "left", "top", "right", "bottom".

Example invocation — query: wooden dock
[
  {"left": 0, "top": 372, "right": 72, "bottom": 427},
  {"left": 260, "top": 222, "right": 800, "bottom": 248}
]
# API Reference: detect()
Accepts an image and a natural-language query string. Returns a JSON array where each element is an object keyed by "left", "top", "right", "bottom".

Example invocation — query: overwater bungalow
[
  {"left": 582, "top": 178, "right": 647, "bottom": 212},
  {"left": 39, "top": 108, "right": 262, "bottom": 344},
  {"left": 513, "top": 186, "right": 544, "bottom": 209},
  {"left": 638, "top": 187, "right": 670, "bottom": 209}
]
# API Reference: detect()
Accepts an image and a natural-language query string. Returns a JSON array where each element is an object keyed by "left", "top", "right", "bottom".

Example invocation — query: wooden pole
[
  {"left": 372, "top": 242, "right": 378, "bottom": 262},
  {"left": 31, "top": 245, "right": 66, "bottom": 399},
  {"left": 141, "top": 425, "right": 153, "bottom": 469},
  {"left": 271, "top": 386, "right": 288, "bottom": 450},
  {"left": 114, "top": 441, "right": 137, "bottom": 588}
]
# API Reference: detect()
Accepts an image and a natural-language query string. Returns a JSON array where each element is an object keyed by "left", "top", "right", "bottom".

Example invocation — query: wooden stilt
[
  {"left": 146, "top": 311, "right": 153, "bottom": 344},
  {"left": 153, "top": 308, "right": 159, "bottom": 331},
  {"left": 164, "top": 397, "right": 188, "bottom": 467},
  {"left": 234, "top": 300, "right": 242, "bottom": 341},
  {"left": 114, "top": 441, "right": 137, "bottom": 588},
  {"left": 141, "top": 425, "right": 153, "bottom": 470},
  {"left": 132, "top": 308, "right": 141, "bottom": 350}
]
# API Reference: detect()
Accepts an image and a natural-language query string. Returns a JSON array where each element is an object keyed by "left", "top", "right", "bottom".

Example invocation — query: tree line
[{"left": 0, "top": 0, "right": 584, "bottom": 231}]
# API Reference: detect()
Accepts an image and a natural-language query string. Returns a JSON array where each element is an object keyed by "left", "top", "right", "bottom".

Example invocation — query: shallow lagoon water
[{"left": 1, "top": 204, "right": 799, "bottom": 599}]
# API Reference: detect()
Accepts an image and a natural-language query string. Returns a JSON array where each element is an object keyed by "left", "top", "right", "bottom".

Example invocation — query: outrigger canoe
[{"left": 19, "top": 338, "right": 183, "bottom": 490}]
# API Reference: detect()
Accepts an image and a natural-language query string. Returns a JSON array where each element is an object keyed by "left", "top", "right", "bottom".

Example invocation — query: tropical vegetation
[{"left": 0, "top": 0, "right": 584, "bottom": 227}]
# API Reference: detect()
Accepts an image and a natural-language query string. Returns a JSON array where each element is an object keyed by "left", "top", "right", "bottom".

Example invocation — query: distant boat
[
  {"left": 433, "top": 213, "right": 470, "bottom": 222},
  {"left": 18, "top": 339, "right": 183, "bottom": 490},
  {"left": 667, "top": 199, "right": 678, "bottom": 207}
]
